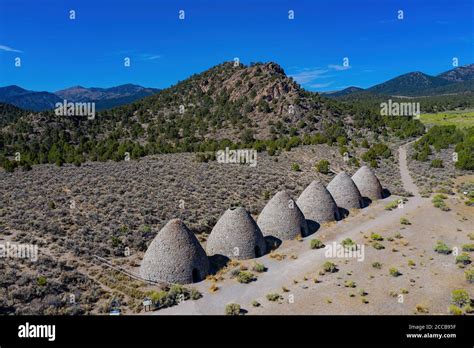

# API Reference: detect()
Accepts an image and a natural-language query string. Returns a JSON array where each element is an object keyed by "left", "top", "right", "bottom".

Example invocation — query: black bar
[{"left": 0, "top": 315, "right": 472, "bottom": 346}]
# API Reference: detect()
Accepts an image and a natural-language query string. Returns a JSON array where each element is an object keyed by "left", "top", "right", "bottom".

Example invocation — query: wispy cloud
[
  {"left": 379, "top": 19, "right": 397, "bottom": 24},
  {"left": 143, "top": 54, "right": 161, "bottom": 60},
  {"left": 289, "top": 68, "right": 328, "bottom": 84},
  {"left": 290, "top": 63, "right": 352, "bottom": 89},
  {"left": 0, "top": 44, "right": 22, "bottom": 53},
  {"left": 309, "top": 82, "right": 333, "bottom": 88},
  {"left": 328, "top": 64, "right": 351, "bottom": 71},
  {"left": 112, "top": 50, "right": 162, "bottom": 61},
  {"left": 137, "top": 53, "right": 162, "bottom": 61}
]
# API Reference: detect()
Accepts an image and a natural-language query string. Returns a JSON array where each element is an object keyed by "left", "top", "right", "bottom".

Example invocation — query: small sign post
[
  {"left": 110, "top": 299, "right": 121, "bottom": 316},
  {"left": 143, "top": 298, "right": 152, "bottom": 312}
]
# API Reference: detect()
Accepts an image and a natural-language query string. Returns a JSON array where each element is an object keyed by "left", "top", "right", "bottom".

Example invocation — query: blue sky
[{"left": 0, "top": 0, "right": 472, "bottom": 92}]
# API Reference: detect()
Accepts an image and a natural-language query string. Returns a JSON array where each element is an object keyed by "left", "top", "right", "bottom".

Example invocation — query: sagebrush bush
[
  {"left": 322, "top": 261, "right": 337, "bottom": 273},
  {"left": 372, "top": 261, "right": 382, "bottom": 269},
  {"left": 372, "top": 242, "right": 385, "bottom": 250},
  {"left": 400, "top": 217, "right": 411, "bottom": 225},
  {"left": 225, "top": 303, "right": 241, "bottom": 315},
  {"left": 456, "top": 253, "right": 471, "bottom": 265},
  {"left": 389, "top": 267, "right": 401, "bottom": 277},
  {"left": 310, "top": 239, "right": 325, "bottom": 249},
  {"left": 252, "top": 262, "right": 266, "bottom": 273},
  {"left": 448, "top": 305, "right": 463, "bottom": 315},
  {"left": 462, "top": 244, "right": 474, "bottom": 252},
  {"left": 371, "top": 233, "right": 384, "bottom": 241},
  {"left": 291, "top": 163, "right": 301, "bottom": 172},
  {"left": 434, "top": 241, "right": 451, "bottom": 254},
  {"left": 451, "top": 289, "right": 470, "bottom": 307},
  {"left": 315, "top": 160, "right": 330, "bottom": 174},
  {"left": 341, "top": 238, "right": 356, "bottom": 249},
  {"left": 236, "top": 271, "right": 256, "bottom": 284},
  {"left": 465, "top": 268, "right": 474, "bottom": 283},
  {"left": 266, "top": 293, "right": 282, "bottom": 302}
]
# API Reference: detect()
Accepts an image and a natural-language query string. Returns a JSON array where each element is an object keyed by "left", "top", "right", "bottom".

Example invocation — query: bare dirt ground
[{"left": 153, "top": 144, "right": 473, "bottom": 315}]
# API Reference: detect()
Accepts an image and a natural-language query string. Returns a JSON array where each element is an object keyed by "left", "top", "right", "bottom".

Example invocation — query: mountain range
[
  {"left": 1, "top": 60, "right": 468, "bottom": 171},
  {"left": 323, "top": 64, "right": 474, "bottom": 98},
  {"left": 0, "top": 84, "right": 160, "bottom": 112},
  {"left": 2, "top": 64, "right": 472, "bottom": 113}
]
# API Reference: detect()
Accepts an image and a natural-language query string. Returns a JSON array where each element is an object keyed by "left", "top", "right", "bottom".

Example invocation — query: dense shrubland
[{"left": 412, "top": 126, "right": 474, "bottom": 170}]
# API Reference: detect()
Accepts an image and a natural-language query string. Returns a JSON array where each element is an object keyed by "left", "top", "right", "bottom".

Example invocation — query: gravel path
[{"left": 398, "top": 140, "right": 420, "bottom": 197}]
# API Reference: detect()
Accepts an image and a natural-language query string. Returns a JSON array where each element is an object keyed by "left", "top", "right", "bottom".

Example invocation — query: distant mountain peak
[
  {"left": 322, "top": 86, "right": 364, "bottom": 97},
  {"left": 438, "top": 64, "right": 474, "bottom": 82},
  {"left": 367, "top": 70, "right": 451, "bottom": 96},
  {"left": 324, "top": 63, "right": 474, "bottom": 98},
  {"left": 0, "top": 83, "right": 161, "bottom": 111}
]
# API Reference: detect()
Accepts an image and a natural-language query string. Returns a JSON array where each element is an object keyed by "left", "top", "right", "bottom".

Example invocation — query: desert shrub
[
  {"left": 315, "top": 160, "right": 330, "bottom": 174},
  {"left": 164, "top": 285, "right": 186, "bottom": 307},
  {"left": 415, "top": 304, "right": 429, "bottom": 313},
  {"left": 372, "top": 261, "right": 382, "bottom": 269},
  {"left": 251, "top": 300, "right": 260, "bottom": 307},
  {"left": 361, "top": 143, "right": 391, "bottom": 162},
  {"left": 189, "top": 288, "right": 202, "bottom": 300},
  {"left": 310, "top": 239, "right": 325, "bottom": 249},
  {"left": 195, "top": 152, "right": 216, "bottom": 163},
  {"left": 149, "top": 290, "right": 167, "bottom": 304},
  {"left": 372, "top": 242, "right": 385, "bottom": 250},
  {"left": 370, "top": 233, "right": 384, "bottom": 241},
  {"left": 456, "top": 253, "right": 471, "bottom": 265},
  {"left": 451, "top": 289, "right": 470, "bottom": 307},
  {"left": 432, "top": 194, "right": 450, "bottom": 211},
  {"left": 462, "top": 244, "right": 474, "bottom": 252},
  {"left": 430, "top": 159, "right": 444, "bottom": 168},
  {"left": 434, "top": 241, "right": 451, "bottom": 254},
  {"left": 465, "top": 268, "right": 474, "bottom": 283},
  {"left": 236, "top": 271, "right": 256, "bottom": 284},
  {"left": 252, "top": 263, "right": 266, "bottom": 273},
  {"left": 147, "top": 285, "right": 201, "bottom": 309},
  {"left": 400, "top": 217, "right": 411, "bottom": 225},
  {"left": 448, "top": 305, "right": 463, "bottom": 315},
  {"left": 384, "top": 200, "right": 399, "bottom": 210},
  {"left": 225, "top": 303, "right": 241, "bottom": 315},
  {"left": 291, "top": 163, "right": 301, "bottom": 171},
  {"left": 347, "top": 155, "right": 359, "bottom": 167},
  {"left": 322, "top": 261, "right": 337, "bottom": 273},
  {"left": 389, "top": 267, "right": 401, "bottom": 277},
  {"left": 266, "top": 293, "right": 282, "bottom": 302},
  {"left": 341, "top": 238, "right": 356, "bottom": 249},
  {"left": 344, "top": 280, "right": 356, "bottom": 288},
  {"left": 37, "top": 276, "right": 47, "bottom": 286},
  {"left": 141, "top": 225, "right": 152, "bottom": 233}
]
